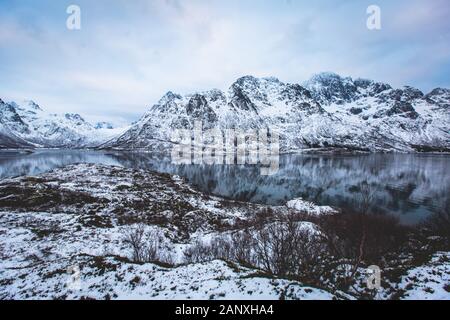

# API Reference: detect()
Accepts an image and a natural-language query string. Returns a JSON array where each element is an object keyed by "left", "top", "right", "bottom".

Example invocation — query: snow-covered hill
[
  {"left": 0, "top": 99, "right": 126, "bottom": 148},
  {"left": 104, "top": 73, "right": 450, "bottom": 153},
  {"left": 0, "top": 163, "right": 339, "bottom": 299}
]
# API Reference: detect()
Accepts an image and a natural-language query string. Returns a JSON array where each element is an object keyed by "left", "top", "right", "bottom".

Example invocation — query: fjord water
[{"left": 0, "top": 150, "right": 448, "bottom": 225}]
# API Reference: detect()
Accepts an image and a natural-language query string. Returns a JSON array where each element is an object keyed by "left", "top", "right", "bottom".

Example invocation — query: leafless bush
[
  {"left": 183, "top": 239, "right": 216, "bottom": 264},
  {"left": 122, "top": 224, "right": 169, "bottom": 264},
  {"left": 123, "top": 224, "right": 146, "bottom": 263},
  {"left": 229, "top": 231, "right": 255, "bottom": 265},
  {"left": 181, "top": 186, "right": 418, "bottom": 295},
  {"left": 184, "top": 236, "right": 235, "bottom": 264},
  {"left": 252, "top": 214, "right": 330, "bottom": 283},
  {"left": 183, "top": 213, "right": 331, "bottom": 285},
  {"left": 157, "top": 250, "right": 175, "bottom": 266}
]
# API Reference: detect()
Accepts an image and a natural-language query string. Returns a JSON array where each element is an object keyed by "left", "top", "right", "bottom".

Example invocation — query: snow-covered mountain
[
  {"left": 103, "top": 73, "right": 450, "bottom": 153},
  {"left": 0, "top": 99, "right": 35, "bottom": 148},
  {"left": 0, "top": 99, "right": 126, "bottom": 148},
  {"left": 2, "top": 73, "right": 448, "bottom": 151}
]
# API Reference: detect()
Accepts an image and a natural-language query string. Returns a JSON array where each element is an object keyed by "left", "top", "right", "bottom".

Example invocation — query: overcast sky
[{"left": 1, "top": 0, "right": 449, "bottom": 125}]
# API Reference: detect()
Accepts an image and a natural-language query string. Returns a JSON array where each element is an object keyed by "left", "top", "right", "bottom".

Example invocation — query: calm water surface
[{"left": 0, "top": 150, "right": 449, "bottom": 225}]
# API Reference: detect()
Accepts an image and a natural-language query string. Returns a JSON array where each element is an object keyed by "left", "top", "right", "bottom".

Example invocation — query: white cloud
[{"left": 0, "top": 0, "right": 449, "bottom": 125}]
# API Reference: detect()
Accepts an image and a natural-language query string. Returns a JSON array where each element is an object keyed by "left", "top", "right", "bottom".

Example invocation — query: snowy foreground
[{"left": 0, "top": 164, "right": 448, "bottom": 300}]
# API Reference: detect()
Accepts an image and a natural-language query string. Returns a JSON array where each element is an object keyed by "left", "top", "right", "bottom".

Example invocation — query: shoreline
[{"left": 2, "top": 146, "right": 450, "bottom": 156}]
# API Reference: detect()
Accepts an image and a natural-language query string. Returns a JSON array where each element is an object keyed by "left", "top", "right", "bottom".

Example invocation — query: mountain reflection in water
[{"left": 0, "top": 150, "right": 449, "bottom": 225}]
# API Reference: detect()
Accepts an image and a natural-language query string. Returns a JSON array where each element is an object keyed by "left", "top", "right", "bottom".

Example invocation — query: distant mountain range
[
  {"left": 0, "top": 99, "right": 125, "bottom": 148},
  {"left": 2, "top": 72, "right": 449, "bottom": 152}
]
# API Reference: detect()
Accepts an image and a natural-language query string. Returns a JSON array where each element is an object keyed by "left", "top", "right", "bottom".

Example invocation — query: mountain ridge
[
  {"left": 102, "top": 73, "right": 450, "bottom": 153},
  {"left": 0, "top": 99, "right": 126, "bottom": 149},
  {"left": 2, "top": 73, "right": 449, "bottom": 152}
]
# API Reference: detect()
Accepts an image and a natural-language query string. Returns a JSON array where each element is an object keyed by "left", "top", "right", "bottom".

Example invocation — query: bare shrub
[
  {"left": 252, "top": 213, "right": 329, "bottom": 283},
  {"left": 183, "top": 239, "right": 216, "bottom": 264},
  {"left": 183, "top": 235, "right": 235, "bottom": 264},
  {"left": 123, "top": 224, "right": 146, "bottom": 263},
  {"left": 229, "top": 231, "right": 255, "bottom": 266},
  {"left": 183, "top": 213, "right": 332, "bottom": 285},
  {"left": 122, "top": 224, "right": 169, "bottom": 264}
]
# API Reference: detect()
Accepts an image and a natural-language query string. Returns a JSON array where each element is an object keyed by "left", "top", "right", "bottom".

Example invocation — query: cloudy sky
[{"left": 1, "top": 0, "right": 449, "bottom": 125}]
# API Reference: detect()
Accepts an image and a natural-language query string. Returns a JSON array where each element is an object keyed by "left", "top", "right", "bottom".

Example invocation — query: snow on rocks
[{"left": 286, "top": 198, "right": 337, "bottom": 216}]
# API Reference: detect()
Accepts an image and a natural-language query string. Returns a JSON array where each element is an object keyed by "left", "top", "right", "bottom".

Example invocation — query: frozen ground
[
  {"left": 398, "top": 252, "right": 450, "bottom": 300},
  {"left": 0, "top": 164, "right": 448, "bottom": 300}
]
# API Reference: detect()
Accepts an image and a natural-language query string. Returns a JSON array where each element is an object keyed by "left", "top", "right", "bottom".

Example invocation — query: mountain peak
[
  {"left": 305, "top": 72, "right": 357, "bottom": 105},
  {"left": 158, "top": 91, "right": 182, "bottom": 104},
  {"left": 427, "top": 87, "right": 450, "bottom": 96},
  {"left": 24, "top": 100, "right": 43, "bottom": 111},
  {"left": 237, "top": 75, "right": 258, "bottom": 81},
  {"left": 231, "top": 75, "right": 260, "bottom": 87},
  {"left": 401, "top": 86, "right": 424, "bottom": 100},
  {"left": 353, "top": 78, "right": 374, "bottom": 88},
  {"left": 262, "top": 76, "right": 281, "bottom": 83},
  {"left": 309, "top": 71, "right": 341, "bottom": 81},
  {"left": 305, "top": 72, "right": 395, "bottom": 105},
  {"left": 64, "top": 113, "right": 86, "bottom": 125},
  {"left": 196, "top": 89, "right": 227, "bottom": 104},
  {"left": 425, "top": 87, "right": 450, "bottom": 108}
]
